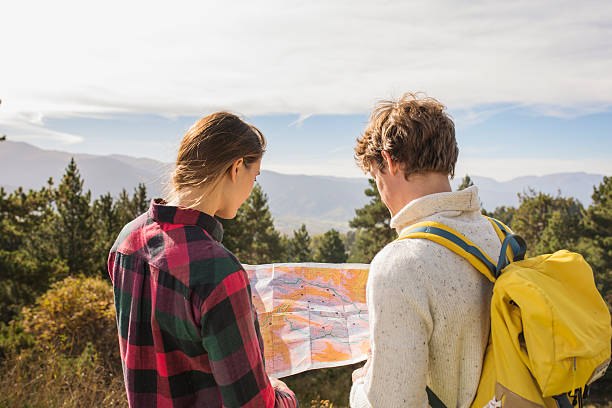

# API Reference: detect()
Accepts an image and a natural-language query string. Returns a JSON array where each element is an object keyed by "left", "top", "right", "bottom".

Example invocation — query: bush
[{"left": 20, "top": 276, "right": 120, "bottom": 373}]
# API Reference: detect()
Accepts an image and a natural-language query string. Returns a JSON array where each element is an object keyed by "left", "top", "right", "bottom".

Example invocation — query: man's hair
[{"left": 354, "top": 92, "right": 458, "bottom": 179}]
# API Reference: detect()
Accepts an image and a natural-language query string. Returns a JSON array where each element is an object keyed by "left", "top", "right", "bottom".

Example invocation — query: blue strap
[
  {"left": 489, "top": 218, "right": 523, "bottom": 260},
  {"left": 407, "top": 226, "right": 497, "bottom": 276},
  {"left": 495, "top": 233, "right": 528, "bottom": 276}
]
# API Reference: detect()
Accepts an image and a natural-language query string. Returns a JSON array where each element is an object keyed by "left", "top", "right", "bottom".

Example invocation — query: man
[{"left": 349, "top": 93, "right": 501, "bottom": 408}]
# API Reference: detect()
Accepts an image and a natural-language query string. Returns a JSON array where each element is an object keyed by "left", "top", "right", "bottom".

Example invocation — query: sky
[{"left": 1, "top": 0, "right": 612, "bottom": 181}]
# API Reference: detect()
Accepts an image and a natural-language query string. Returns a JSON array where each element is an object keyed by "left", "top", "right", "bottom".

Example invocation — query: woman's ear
[{"left": 230, "top": 158, "right": 244, "bottom": 183}]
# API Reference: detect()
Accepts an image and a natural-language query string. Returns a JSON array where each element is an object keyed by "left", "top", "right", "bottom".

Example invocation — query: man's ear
[
  {"left": 381, "top": 151, "right": 399, "bottom": 176},
  {"left": 229, "top": 158, "right": 244, "bottom": 182}
]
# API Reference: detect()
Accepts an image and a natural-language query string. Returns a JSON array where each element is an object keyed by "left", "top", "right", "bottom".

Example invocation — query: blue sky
[{"left": 1, "top": 1, "right": 611, "bottom": 180}]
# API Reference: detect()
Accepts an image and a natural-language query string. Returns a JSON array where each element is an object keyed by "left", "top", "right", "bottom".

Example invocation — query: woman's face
[{"left": 216, "top": 157, "right": 261, "bottom": 219}]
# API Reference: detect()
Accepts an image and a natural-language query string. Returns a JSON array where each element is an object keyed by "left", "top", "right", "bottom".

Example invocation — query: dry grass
[{"left": 0, "top": 346, "right": 126, "bottom": 408}]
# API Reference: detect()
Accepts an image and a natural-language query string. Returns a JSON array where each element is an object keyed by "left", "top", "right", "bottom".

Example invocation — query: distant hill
[{"left": 0, "top": 141, "right": 606, "bottom": 234}]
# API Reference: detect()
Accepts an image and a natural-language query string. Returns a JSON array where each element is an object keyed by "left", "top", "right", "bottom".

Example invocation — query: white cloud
[
  {"left": 288, "top": 114, "right": 313, "bottom": 128},
  {"left": 1, "top": 119, "right": 84, "bottom": 145},
  {"left": 1, "top": 0, "right": 612, "bottom": 130}
]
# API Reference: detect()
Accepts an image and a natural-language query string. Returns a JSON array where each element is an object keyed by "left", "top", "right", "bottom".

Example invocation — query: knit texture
[{"left": 350, "top": 186, "right": 501, "bottom": 408}]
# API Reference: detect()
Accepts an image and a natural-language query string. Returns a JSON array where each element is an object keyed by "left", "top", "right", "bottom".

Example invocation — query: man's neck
[{"left": 388, "top": 173, "right": 452, "bottom": 217}]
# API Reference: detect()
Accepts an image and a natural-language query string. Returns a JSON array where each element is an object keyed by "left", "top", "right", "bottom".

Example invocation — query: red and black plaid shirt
[{"left": 108, "top": 199, "right": 298, "bottom": 408}]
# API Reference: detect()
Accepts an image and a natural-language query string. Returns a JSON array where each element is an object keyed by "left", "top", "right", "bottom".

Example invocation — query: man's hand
[
  {"left": 352, "top": 351, "right": 372, "bottom": 383},
  {"left": 269, "top": 377, "right": 290, "bottom": 392}
]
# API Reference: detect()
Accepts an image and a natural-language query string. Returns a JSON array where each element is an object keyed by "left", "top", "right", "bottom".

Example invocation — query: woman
[{"left": 108, "top": 112, "right": 298, "bottom": 408}]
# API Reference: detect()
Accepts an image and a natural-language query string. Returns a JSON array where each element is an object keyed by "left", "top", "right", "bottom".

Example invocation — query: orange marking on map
[{"left": 312, "top": 341, "right": 351, "bottom": 362}]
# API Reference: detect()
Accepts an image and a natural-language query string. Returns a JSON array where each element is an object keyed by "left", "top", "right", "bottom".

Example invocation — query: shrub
[{"left": 20, "top": 276, "right": 120, "bottom": 373}]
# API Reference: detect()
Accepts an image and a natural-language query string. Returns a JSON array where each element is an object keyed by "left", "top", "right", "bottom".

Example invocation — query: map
[{"left": 244, "top": 263, "right": 371, "bottom": 378}]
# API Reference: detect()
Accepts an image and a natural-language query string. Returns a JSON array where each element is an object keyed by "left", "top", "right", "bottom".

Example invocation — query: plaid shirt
[{"left": 108, "top": 199, "right": 298, "bottom": 408}]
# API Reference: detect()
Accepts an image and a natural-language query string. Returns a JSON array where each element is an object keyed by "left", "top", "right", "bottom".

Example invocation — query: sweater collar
[
  {"left": 390, "top": 186, "right": 480, "bottom": 233},
  {"left": 149, "top": 198, "right": 224, "bottom": 242}
]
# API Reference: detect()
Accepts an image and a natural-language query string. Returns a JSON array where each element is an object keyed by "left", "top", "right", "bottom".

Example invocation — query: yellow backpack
[{"left": 397, "top": 217, "right": 611, "bottom": 408}]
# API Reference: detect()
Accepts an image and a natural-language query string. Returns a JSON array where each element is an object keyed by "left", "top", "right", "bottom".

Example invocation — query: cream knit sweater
[{"left": 349, "top": 186, "right": 501, "bottom": 408}]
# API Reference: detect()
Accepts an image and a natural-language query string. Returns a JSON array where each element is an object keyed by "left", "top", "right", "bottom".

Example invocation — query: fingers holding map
[{"left": 244, "top": 263, "right": 371, "bottom": 378}]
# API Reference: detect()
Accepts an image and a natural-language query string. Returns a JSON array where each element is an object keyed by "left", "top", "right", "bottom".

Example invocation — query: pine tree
[
  {"left": 92, "top": 193, "right": 120, "bottom": 278},
  {"left": 115, "top": 183, "right": 148, "bottom": 227},
  {"left": 482, "top": 206, "right": 516, "bottom": 226},
  {"left": 314, "top": 229, "right": 347, "bottom": 263},
  {"left": 348, "top": 179, "right": 396, "bottom": 263},
  {"left": 0, "top": 180, "right": 66, "bottom": 322},
  {"left": 221, "top": 184, "right": 285, "bottom": 264},
  {"left": 219, "top": 203, "right": 249, "bottom": 257},
  {"left": 580, "top": 176, "right": 612, "bottom": 408},
  {"left": 55, "top": 158, "right": 94, "bottom": 276},
  {"left": 458, "top": 174, "right": 474, "bottom": 190},
  {"left": 511, "top": 189, "right": 584, "bottom": 255},
  {"left": 289, "top": 224, "right": 312, "bottom": 262},
  {"left": 582, "top": 176, "right": 612, "bottom": 306},
  {"left": 131, "top": 183, "right": 149, "bottom": 215}
]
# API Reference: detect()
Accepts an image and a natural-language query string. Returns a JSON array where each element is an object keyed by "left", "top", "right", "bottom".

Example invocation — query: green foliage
[
  {"left": 221, "top": 184, "right": 285, "bottom": 264},
  {"left": 577, "top": 176, "right": 612, "bottom": 405},
  {"left": 0, "top": 179, "right": 57, "bottom": 256},
  {"left": 115, "top": 183, "right": 149, "bottom": 226},
  {"left": 92, "top": 192, "right": 121, "bottom": 278},
  {"left": 0, "top": 180, "right": 66, "bottom": 322},
  {"left": 583, "top": 176, "right": 612, "bottom": 306},
  {"left": 91, "top": 184, "right": 148, "bottom": 278},
  {"left": 55, "top": 158, "right": 94, "bottom": 275},
  {"left": 0, "top": 320, "right": 34, "bottom": 359},
  {"left": 0, "top": 250, "right": 67, "bottom": 323},
  {"left": 313, "top": 229, "right": 347, "bottom": 263},
  {"left": 511, "top": 189, "right": 584, "bottom": 255},
  {"left": 348, "top": 179, "right": 395, "bottom": 262},
  {"left": 289, "top": 224, "right": 312, "bottom": 262},
  {"left": 482, "top": 205, "right": 516, "bottom": 226},
  {"left": 458, "top": 174, "right": 474, "bottom": 190}
]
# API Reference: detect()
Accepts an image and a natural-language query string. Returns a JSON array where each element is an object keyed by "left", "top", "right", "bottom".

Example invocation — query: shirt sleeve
[
  {"left": 200, "top": 267, "right": 298, "bottom": 408},
  {"left": 350, "top": 244, "right": 433, "bottom": 408}
]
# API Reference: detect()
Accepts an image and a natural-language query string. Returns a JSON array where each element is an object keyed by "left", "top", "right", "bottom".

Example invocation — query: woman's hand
[{"left": 269, "top": 377, "right": 290, "bottom": 392}]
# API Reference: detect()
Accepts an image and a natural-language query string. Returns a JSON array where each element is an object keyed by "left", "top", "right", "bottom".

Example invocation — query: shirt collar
[
  {"left": 149, "top": 198, "right": 224, "bottom": 242},
  {"left": 390, "top": 185, "right": 481, "bottom": 233}
]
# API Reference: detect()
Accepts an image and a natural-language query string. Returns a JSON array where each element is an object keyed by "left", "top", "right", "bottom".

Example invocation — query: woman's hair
[
  {"left": 354, "top": 92, "right": 458, "bottom": 179},
  {"left": 169, "top": 112, "right": 266, "bottom": 201}
]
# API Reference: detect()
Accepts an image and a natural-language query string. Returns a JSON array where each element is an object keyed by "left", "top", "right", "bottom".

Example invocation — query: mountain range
[{"left": 0, "top": 140, "right": 605, "bottom": 234}]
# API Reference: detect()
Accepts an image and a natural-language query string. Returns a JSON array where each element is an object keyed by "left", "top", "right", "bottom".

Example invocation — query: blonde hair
[{"left": 168, "top": 112, "right": 266, "bottom": 204}]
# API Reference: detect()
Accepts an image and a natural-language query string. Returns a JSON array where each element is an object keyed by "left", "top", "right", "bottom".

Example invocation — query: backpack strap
[
  {"left": 486, "top": 217, "right": 520, "bottom": 261},
  {"left": 485, "top": 217, "right": 528, "bottom": 274},
  {"left": 396, "top": 221, "right": 497, "bottom": 283},
  {"left": 426, "top": 386, "right": 448, "bottom": 408}
]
